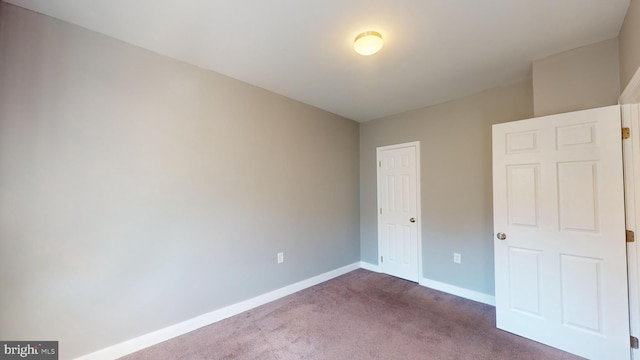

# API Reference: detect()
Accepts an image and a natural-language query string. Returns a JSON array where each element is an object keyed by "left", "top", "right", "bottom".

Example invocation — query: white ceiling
[{"left": 6, "top": 0, "right": 631, "bottom": 122}]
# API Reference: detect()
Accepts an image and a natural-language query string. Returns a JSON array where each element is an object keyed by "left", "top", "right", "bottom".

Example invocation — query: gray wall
[
  {"left": 620, "top": 0, "right": 640, "bottom": 91},
  {"left": 360, "top": 79, "right": 533, "bottom": 296},
  {"left": 532, "top": 38, "right": 620, "bottom": 117},
  {"left": 0, "top": 4, "right": 359, "bottom": 359}
]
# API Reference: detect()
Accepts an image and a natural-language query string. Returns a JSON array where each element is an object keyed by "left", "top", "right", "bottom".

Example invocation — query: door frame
[
  {"left": 622, "top": 103, "right": 640, "bottom": 360},
  {"left": 376, "top": 141, "right": 422, "bottom": 281},
  {"left": 620, "top": 65, "right": 640, "bottom": 359}
]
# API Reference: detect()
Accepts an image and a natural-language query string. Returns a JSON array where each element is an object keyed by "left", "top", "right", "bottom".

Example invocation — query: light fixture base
[{"left": 354, "top": 31, "right": 383, "bottom": 56}]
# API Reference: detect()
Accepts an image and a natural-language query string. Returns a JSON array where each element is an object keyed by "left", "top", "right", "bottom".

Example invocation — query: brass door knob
[
  {"left": 410, "top": 217, "right": 416, "bottom": 223},
  {"left": 496, "top": 232, "right": 507, "bottom": 240}
]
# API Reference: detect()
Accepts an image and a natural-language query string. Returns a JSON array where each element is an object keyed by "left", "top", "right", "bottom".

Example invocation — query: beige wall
[
  {"left": 360, "top": 79, "right": 533, "bottom": 295},
  {"left": 0, "top": 4, "right": 359, "bottom": 358},
  {"left": 620, "top": 0, "right": 640, "bottom": 92},
  {"left": 532, "top": 38, "right": 620, "bottom": 117}
]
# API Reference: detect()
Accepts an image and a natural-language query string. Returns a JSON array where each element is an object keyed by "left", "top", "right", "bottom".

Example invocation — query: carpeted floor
[{"left": 121, "top": 269, "right": 583, "bottom": 359}]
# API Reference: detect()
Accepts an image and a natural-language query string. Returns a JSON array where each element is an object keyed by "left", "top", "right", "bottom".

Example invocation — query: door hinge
[
  {"left": 381, "top": 256, "right": 383, "bottom": 263},
  {"left": 379, "top": 208, "right": 382, "bottom": 215},
  {"left": 623, "top": 127, "right": 631, "bottom": 140},
  {"left": 379, "top": 161, "right": 382, "bottom": 167},
  {"left": 627, "top": 230, "right": 635, "bottom": 243},
  {"left": 631, "top": 336, "right": 639, "bottom": 349}
]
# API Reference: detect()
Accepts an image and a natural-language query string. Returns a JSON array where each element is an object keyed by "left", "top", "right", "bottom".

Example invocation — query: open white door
[
  {"left": 377, "top": 142, "right": 421, "bottom": 282},
  {"left": 492, "top": 105, "right": 630, "bottom": 360}
]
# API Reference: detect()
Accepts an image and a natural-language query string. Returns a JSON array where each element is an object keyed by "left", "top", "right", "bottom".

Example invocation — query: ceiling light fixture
[{"left": 354, "top": 31, "right": 383, "bottom": 56}]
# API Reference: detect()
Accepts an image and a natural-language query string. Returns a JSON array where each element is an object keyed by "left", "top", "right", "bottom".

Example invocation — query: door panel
[
  {"left": 377, "top": 142, "right": 420, "bottom": 282},
  {"left": 508, "top": 247, "right": 542, "bottom": 316},
  {"left": 493, "top": 105, "right": 629, "bottom": 360},
  {"left": 558, "top": 161, "right": 599, "bottom": 232},
  {"left": 560, "top": 255, "right": 602, "bottom": 333},
  {"left": 507, "top": 165, "right": 540, "bottom": 227}
]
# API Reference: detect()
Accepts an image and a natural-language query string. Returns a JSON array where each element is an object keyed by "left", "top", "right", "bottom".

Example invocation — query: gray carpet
[{"left": 121, "top": 269, "right": 583, "bottom": 359}]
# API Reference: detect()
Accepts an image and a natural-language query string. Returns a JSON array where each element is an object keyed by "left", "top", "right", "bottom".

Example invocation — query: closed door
[
  {"left": 492, "top": 105, "right": 629, "bottom": 360},
  {"left": 377, "top": 142, "right": 420, "bottom": 282}
]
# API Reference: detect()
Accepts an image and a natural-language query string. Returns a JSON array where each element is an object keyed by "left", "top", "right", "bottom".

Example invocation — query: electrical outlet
[
  {"left": 277, "top": 252, "right": 284, "bottom": 264},
  {"left": 453, "top": 253, "right": 461, "bottom": 264}
]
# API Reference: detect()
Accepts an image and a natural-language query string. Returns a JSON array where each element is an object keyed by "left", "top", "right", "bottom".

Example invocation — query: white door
[
  {"left": 492, "top": 105, "right": 630, "bottom": 360},
  {"left": 377, "top": 142, "right": 420, "bottom": 282}
]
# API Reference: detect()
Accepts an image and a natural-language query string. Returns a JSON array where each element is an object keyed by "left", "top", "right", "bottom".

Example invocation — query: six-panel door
[
  {"left": 378, "top": 143, "right": 419, "bottom": 282},
  {"left": 492, "top": 105, "right": 630, "bottom": 360}
]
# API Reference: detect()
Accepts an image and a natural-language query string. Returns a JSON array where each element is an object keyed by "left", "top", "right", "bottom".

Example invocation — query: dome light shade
[{"left": 354, "top": 31, "right": 383, "bottom": 56}]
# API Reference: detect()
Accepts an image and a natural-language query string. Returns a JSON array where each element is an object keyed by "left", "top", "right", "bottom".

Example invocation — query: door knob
[
  {"left": 409, "top": 217, "right": 416, "bottom": 223},
  {"left": 496, "top": 232, "right": 507, "bottom": 240}
]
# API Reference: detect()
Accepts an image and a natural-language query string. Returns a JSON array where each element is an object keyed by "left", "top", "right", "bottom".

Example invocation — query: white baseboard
[
  {"left": 359, "top": 261, "right": 380, "bottom": 272},
  {"left": 75, "top": 262, "right": 360, "bottom": 360},
  {"left": 358, "top": 263, "right": 495, "bottom": 306},
  {"left": 419, "top": 277, "right": 495, "bottom": 306},
  {"left": 77, "top": 262, "right": 495, "bottom": 360}
]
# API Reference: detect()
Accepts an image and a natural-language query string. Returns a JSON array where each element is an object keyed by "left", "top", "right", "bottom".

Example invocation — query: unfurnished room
[{"left": 2, "top": 1, "right": 640, "bottom": 359}]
